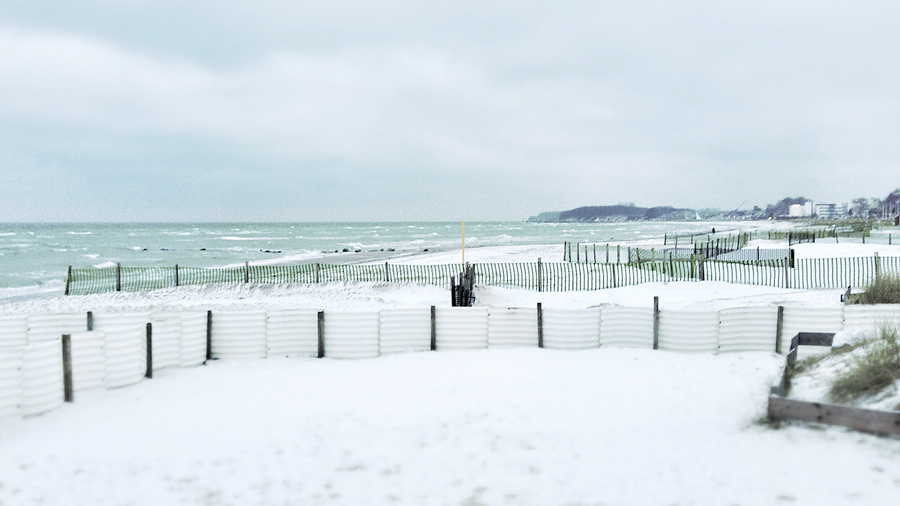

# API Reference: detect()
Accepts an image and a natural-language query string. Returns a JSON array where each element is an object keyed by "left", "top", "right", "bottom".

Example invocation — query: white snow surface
[
  {"left": 3, "top": 242, "right": 900, "bottom": 505},
  {"left": 3, "top": 349, "right": 900, "bottom": 506}
]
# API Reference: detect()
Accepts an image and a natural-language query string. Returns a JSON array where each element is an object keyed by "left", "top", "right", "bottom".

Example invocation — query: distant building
[
  {"left": 789, "top": 203, "right": 813, "bottom": 217},
  {"left": 814, "top": 203, "right": 848, "bottom": 220}
]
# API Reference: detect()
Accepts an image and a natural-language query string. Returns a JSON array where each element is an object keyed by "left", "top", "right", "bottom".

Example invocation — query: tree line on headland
[{"left": 528, "top": 189, "right": 900, "bottom": 223}]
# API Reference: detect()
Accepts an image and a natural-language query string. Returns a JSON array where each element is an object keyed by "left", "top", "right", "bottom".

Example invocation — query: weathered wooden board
[{"left": 768, "top": 396, "right": 900, "bottom": 435}]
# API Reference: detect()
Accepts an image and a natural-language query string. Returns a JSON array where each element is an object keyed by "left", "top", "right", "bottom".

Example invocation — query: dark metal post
[
  {"left": 175, "top": 264, "right": 179, "bottom": 287},
  {"left": 205, "top": 310, "right": 213, "bottom": 362},
  {"left": 145, "top": 323, "right": 153, "bottom": 379},
  {"left": 317, "top": 311, "right": 325, "bottom": 358},
  {"left": 62, "top": 334, "right": 73, "bottom": 403},
  {"left": 537, "top": 302, "right": 544, "bottom": 348},
  {"left": 116, "top": 262, "right": 121, "bottom": 292},
  {"left": 775, "top": 306, "right": 785, "bottom": 354},
  {"left": 86, "top": 311, "right": 93, "bottom": 331},
  {"left": 65, "top": 266, "right": 72, "bottom": 296},
  {"left": 430, "top": 305, "right": 437, "bottom": 351},
  {"left": 653, "top": 296, "right": 660, "bottom": 350}
]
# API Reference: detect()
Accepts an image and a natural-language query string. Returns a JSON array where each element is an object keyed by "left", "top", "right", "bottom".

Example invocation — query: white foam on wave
[{"left": 94, "top": 261, "right": 117, "bottom": 268}]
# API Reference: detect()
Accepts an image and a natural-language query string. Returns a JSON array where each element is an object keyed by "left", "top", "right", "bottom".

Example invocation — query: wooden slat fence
[{"left": 66, "top": 256, "right": 900, "bottom": 295}]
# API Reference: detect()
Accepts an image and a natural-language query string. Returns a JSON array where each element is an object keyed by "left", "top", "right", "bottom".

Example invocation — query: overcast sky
[{"left": 1, "top": 0, "right": 898, "bottom": 222}]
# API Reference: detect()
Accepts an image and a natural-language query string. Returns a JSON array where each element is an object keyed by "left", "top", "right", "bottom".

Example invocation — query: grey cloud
[{"left": 0, "top": 1, "right": 898, "bottom": 221}]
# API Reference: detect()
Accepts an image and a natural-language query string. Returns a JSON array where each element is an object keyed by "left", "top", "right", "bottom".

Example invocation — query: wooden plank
[{"left": 768, "top": 396, "right": 900, "bottom": 435}]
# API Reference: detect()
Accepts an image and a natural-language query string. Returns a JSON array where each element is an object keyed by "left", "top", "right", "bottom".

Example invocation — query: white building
[
  {"left": 788, "top": 202, "right": 813, "bottom": 217},
  {"left": 814, "top": 203, "right": 848, "bottom": 220}
]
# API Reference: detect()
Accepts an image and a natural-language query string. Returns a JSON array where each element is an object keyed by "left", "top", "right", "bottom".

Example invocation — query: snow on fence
[
  {"left": 3, "top": 303, "right": 900, "bottom": 421},
  {"left": 66, "top": 254, "right": 900, "bottom": 296}
]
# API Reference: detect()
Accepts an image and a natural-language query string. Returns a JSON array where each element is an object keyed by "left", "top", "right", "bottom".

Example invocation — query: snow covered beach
[{"left": 2, "top": 239, "right": 900, "bottom": 505}]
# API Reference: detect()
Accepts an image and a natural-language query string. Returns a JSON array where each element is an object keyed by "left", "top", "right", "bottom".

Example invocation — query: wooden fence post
[
  {"left": 205, "top": 311, "right": 213, "bottom": 362},
  {"left": 384, "top": 262, "right": 391, "bottom": 282},
  {"left": 116, "top": 263, "right": 122, "bottom": 292},
  {"left": 175, "top": 264, "right": 179, "bottom": 287},
  {"left": 537, "top": 258, "right": 543, "bottom": 292},
  {"left": 537, "top": 302, "right": 544, "bottom": 348},
  {"left": 315, "top": 263, "right": 321, "bottom": 283},
  {"left": 617, "top": 245, "right": 620, "bottom": 264},
  {"left": 244, "top": 261, "right": 250, "bottom": 283},
  {"left": 62, "top": 334, "right": 73, "bottom": 403},
  {"left": 606, "top": 244, "right": 610, "bottom": 263},
  {"left": 65, "top": 266, "right": 72, "bottom": 296},
  {"left": 784, "top": 255, "right": 790, "bottom": 289},
  {"left": 145, "top": 323, "right": 153, "bottom": 379},
  {"left": 317, "top": 311, "right": 326, "bottom": 358},
  {"left": 653, "top": 296, "right": 660, "bottom": 350},
  {"left": 699, "top": 255, "right": 706, "bottom": 281},
  {"left": 430, "top": 306, "right": 437, "bottom": 351},
  {"left": 775, "top": 306, "right": 785, "bottom": 354},
  {"left": 875, "top": 252, "right": 881, "bottom": 281},
  {"left": 612, "top": 264, "right": 618, "bottom": 288}
]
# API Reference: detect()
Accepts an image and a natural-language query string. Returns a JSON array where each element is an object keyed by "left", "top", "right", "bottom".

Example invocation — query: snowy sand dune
[{"left": 2, "top": 348, "right": 899, "bottom": 506}]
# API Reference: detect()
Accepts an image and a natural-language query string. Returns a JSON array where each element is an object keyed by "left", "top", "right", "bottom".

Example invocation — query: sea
[{"left": 0, "top": 221, "right": 749, "bottom": 301}]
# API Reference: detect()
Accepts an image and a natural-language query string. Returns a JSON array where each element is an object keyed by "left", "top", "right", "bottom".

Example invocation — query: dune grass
[
  {"left": 859, "top": 274, "right": 900, "bottom": 304},
  {"left": 830, "top": 324, "right": 900, "bottom": 403}
]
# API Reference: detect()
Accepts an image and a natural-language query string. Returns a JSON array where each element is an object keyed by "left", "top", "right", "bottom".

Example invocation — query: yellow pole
[{"left": 462, "top": 221, "right": 466, "bottom": 265}]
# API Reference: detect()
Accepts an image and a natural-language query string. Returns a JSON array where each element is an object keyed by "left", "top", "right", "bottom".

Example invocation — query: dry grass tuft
[
  {"left": 859, "top": 274, "right": 900, "bottom": 304},
  {"left": 829, "top": 324, "right": 900, "bottom": 403}
]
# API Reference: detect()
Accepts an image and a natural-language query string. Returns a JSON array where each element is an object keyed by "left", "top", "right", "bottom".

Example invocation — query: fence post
[
  {"left": 617, "top": 245, "right": 621, "bottom": 264},
  {"left": 317, "top": 311, "right": 325, "bottom": 358},
  {"left": 537, "top": 258, "right": 543, "bottom": 292},
  {"left": 62, "top": 334, "right": 73, "bottom": 403},
  {"left": 653, "top": 296, "right": 660, "bottom": 350},
  {"left": 116, "top": 262, "right": 122, "bottom": 292},
  {"left": 699, "top": 255, "right": 706, "bottom": 281},
  {"left": 175, "top": 264, "right": 179, "bottom": 287},
  {"left": 775, "top": 306, "right": 785, "bottom": 354},
  {"left": 576, "top": 243, "right": 580, "bottom": 263},
  {"left": 875, "top": 252, "right": 881, "bottom": 281},
  {"left": 145, "top": 323, "right": 153, "bottom": 379},
  {"left": 612, "top": 263, "right": 618, "bottom": 288},
  {"left": 384, "top": 262, "right": 390, "bottom": 282},
  {"left": 537, "top": 302, "right": 544, "bottom": 348},
  {"left": 664, "top": 234, "right": 667, "bottom": 246},
  {"left": 65, "top": 266, "right": 72, "bottom": 296},
  {"left": 784, "top": 255, "right": 790, "bottom": 289},
  {"left": 450, "top": 276, "right": 457, "bottom": 306},
  {"left": 86, "top": 311, "right": 93, "bottom": 331},
  {"left": 205, "top": 311, "right": 213, "bottom": 362},
  {"left": 315, "top": 263, "right": 320, "bottom": 283},
  {"left": 244, "top": 261, "right": 250, "bottom": 283},
  {"left": 430, "top": 306, "right": 437, "bottom": 351},
  {"left": 606, "top": 244, "right": 610, "bottom": 263}
]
